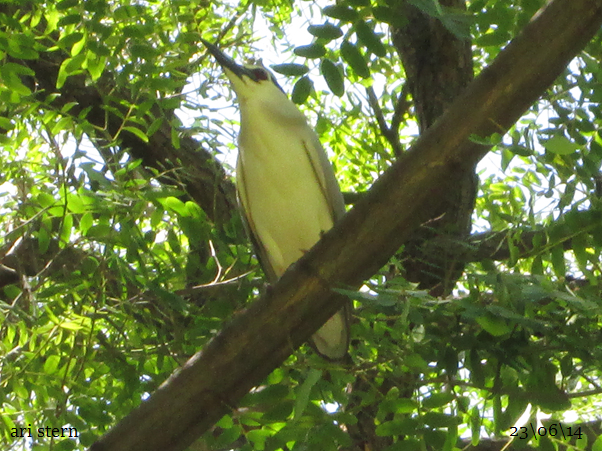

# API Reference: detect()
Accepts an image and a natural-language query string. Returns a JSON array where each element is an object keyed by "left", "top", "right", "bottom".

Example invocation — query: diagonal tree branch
[{"left": 89, "top": 1, "right": 602, "bottom": 450}]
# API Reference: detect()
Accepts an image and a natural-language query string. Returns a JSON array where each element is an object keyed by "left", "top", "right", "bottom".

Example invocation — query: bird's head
[{"left": 201, "top": 39, "right": 286, "bottom": 104}]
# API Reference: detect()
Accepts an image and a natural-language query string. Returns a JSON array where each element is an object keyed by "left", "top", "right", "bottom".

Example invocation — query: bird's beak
[{"left": 201, "top": 39, "right": 254, "bottom": 81}]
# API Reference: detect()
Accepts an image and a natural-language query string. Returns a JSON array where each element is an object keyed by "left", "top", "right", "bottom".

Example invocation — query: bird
[{"left": 201, "top": 39, "right": 350, "bottom": 360}]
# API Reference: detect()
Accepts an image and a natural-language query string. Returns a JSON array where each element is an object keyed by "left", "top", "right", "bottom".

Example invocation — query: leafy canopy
[{"left": 1, "top": 0, "right": 602, "bottom": 450}]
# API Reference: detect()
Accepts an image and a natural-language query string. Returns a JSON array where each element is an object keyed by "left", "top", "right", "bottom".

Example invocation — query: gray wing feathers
[
  {"left": 302, "top": 131, "right": 351, "bottom": 361},
  {"left": 303, "top": 132, "right": 346, "bottom": 221}
]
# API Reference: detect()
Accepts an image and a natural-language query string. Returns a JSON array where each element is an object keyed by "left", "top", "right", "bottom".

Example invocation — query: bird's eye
[{"left": 250, "top": 68, "right": 270, "bottom": 81}]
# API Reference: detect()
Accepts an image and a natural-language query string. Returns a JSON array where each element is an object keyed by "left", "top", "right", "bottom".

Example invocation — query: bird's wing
[
  {"left": 235, "top": 157, "right": 279, "bottom": 282},
  {"left": 301, "top": 130, "right": 351, "bottom": 361},
  {"left": 302, "top": 131, "right": 347, "bottom": 221}
]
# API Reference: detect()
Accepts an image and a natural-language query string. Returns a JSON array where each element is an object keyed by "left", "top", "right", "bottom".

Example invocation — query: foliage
[{"left": 0, "top": 0, "right": 601, "bottom": 450}]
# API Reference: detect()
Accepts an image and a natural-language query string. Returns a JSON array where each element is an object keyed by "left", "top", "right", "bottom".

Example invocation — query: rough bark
[{"left": 391, "top": 0, "right": 477, "bottom": 298}]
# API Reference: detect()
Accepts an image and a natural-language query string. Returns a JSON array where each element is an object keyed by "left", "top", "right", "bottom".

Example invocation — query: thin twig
[
  {"left": 391, "top": 83, "right": 411, "bottom": 137},
  {"left": 366, "top": 86, "right": 404, "bottom": 156}
]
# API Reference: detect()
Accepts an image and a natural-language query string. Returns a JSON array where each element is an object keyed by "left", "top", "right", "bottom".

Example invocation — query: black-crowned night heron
[{"left": 202, "top": 39, "right": 350, "bottom": 360}]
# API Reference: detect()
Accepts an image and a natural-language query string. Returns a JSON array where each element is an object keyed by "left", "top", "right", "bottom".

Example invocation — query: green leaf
[
  {"left": 321, "top": 58, "right": 345, "bottom": 96},
  {"left": 56, "top": 55, "right": 85, "bottom": 88},
  {"left": 422, "top": 412, "right": 458, "bottom": 428},
  {"left": 470, "top": 406, "right": 481, "bottom": 446},
  {"left": 38, "top": 222, "right": 51, "bottom": 254},
  {"left": 246, "top": 429, "right": 270, "bottom": 449},
  {"left": 575, "top": 433, "right": 588, "bottom": 451},
  {"left": 123, "top": 126, "right": 149, "bottom": 142},
  {"left": 67, "top": 193, "right": 86, "bottom": 214},
  {"left": 5, "top": 36, "right": 39, "bottom": 60},
  {"left": 294, "top": 43, "right": 327, "bottom": 59},
  {"left": 373, "top": 6, "right": 407, "bottom": 27},
  {"left": 161, "top": 196, "right": 189, "bottom": 216},
  {"left": 509, "top": 145, "right": 533, "bottom": 156},
  {"left": 130, "top": 43, "right": 156, "bottom": 60},
  {"left": 340, "top": 41, "right": 370, "bottom": 78},
  {"left": 476, "top": 29, "right": 511, "bottom": 47},
  {"left": 216, "top": 414, "right": 233, "bottom": 429},
  {"left": 81, "top": 256, "right": 99, "bottom": 275},
  {"left": 592, "top": 435, "right": 602, "bottom": 451},
  {"left": 57, "top": 0, "right": 80, "bottom": 10},
  {"left": 550, "top": 245, "right": 566, "bottom": 278},
  {"left": 185, "top": 201, "right": 203, "bottom": 218},
  {"left": 241, "top": 384, "right": 289, "bottom": 406},
  {"left": 476, "top": 313, "right": 511, "bottom": 336},
  {"left": 500, "top": 392, "right": 529, "bottom": 430},
  {"left": 422, "top": 392, "right": 454, "bottom": 409},
  {"left": 308, "top": 23, "right": 344, "bottom": 41},
  {"left": 379, "top": 397, "right": 418, "bottom": 415},
  {"left": 294, "top": 368, "right": 321, "bottom": 421},
  {"left": 443, "top": 424, "right": 458, "bottom": 451},
  {"left": 376, "top": 419, "right": 406, "bottom": 437},
  {"left": 58, "top": 13, "right": 82, "bottom": 27},
  {"left": 37, "top": 192, "right": 56, "bottom": 208},
  {"left": 167, "top": 229, "right": 181, "bottom": 255},
  {"left": 171, "top": 126, "right": 180, "bottom": 149},
  {"left": 346, "top": 0, "right": 370, "bottom": 6},
  {"left": 291, "top": 76, "right": 313, "bottom": 104},
  {"left": 384, "top": 439, "right": 422, "bottom": 451},
  {"left": 322, "top": 5, "right": 359, "bottom": 22},
  {"left": 44, "top": 355, "right": 61, "bottom": 374},
  {"left": 149, "top": 283, "right": 187, "bottom": 312},
  {"left": 571, "top": 232, "right": 590, "bottom": 271},
  {"left": 89, "top": 40, "right": 112, "bottom": 56},
  {"left": 0, "top": 116, "right": 14, "bottom": 130},
  {"left": 271, "top": 63, "right": 310, "bottom": 77},
  {"left": 67, "top": 52, "right": 86, "bottom": 73},
  {"left": 500, "top": 148, "right": 513, "bottom": 171},
  {"left": 122, "top": 25, "right": 147, "bottom": 39},
  {"left": 114, "top": 5, "right": 146, "bottom": 20},
  {"left": 408, "top": 0, "right": 442, "bottom": 16},
  {"left": 378, "top": 418, "right": 420, "bottom": 437},
  {"left": 59, "top": 32, "right": 85, "bottom": 50},
  {"left": 87, "top": 54, "right": 106, "bottom": 81},
  {"left": 355, "top": 20, "right": 386, "bottom": 57},
  {"left": 60, "top": 321, "right": 85, "bottom": 331},
  {"left": 147, "top": 117, "right": 164, "bottom": 137},
  {"left": 544, "top": 135, "right": 579, "bottom": 155},
  {"left": 457, "top": 396, "right": 470, "bottom": 413},
  {"left": 530, "top": 255, "right": 543, "bottom": 275},
  {"left": 560, "top": 354, "right": 573, "bottom": 378},
  {"left": 263, "top": 400, "right": 294, "bottom": 421},
  {"left": 440, "top": 12, "right": 472, "bottom": 40},
  {"left": 59, "top": 213, "right": 73, "bottom": 246},
  {"left": 214, "top": 425, "right": 242, "bottom": 448},
  {"left": 1, "top": 63, "right": 34, "bottom": 95}
]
